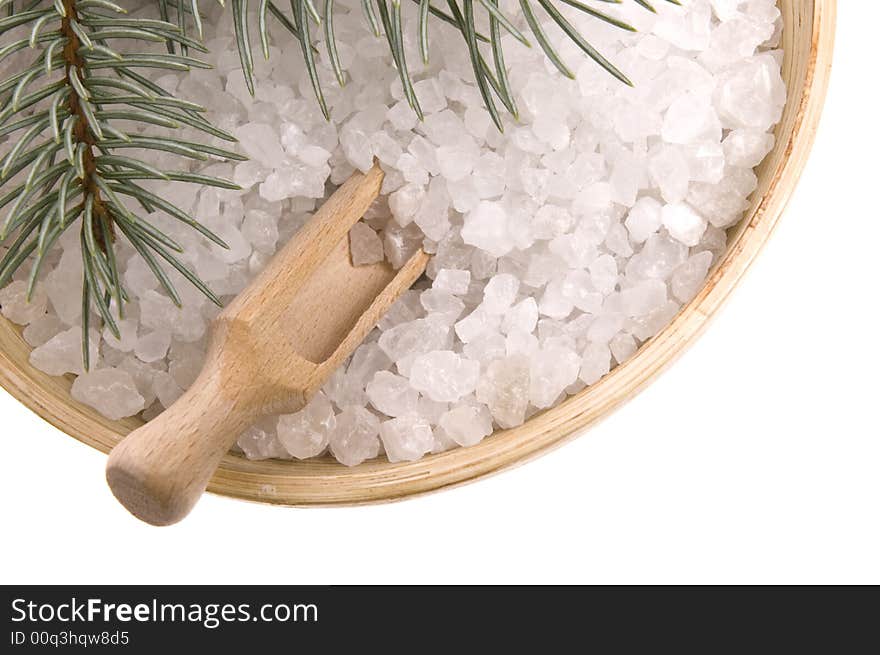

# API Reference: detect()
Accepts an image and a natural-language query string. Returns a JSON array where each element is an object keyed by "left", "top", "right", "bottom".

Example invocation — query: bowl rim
[{"left": 0, "top": 0, "right": 837, "bottom": 508}]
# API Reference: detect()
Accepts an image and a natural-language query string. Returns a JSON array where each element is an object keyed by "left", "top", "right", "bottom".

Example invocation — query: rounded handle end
[
  {"left": 103, "top": 376, "right": 260, "bottom": 526},
  {"left": 106, "top": 457, "right": 195, "bottom": 526}
]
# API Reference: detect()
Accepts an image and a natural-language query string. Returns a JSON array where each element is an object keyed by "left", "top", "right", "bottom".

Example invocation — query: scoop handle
[{"left": 105, "top": 368, "right": 270, "bottom": 526}]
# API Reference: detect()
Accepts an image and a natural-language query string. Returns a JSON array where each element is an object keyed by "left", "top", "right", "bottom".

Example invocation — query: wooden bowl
[{"left": 0, "top": 0, "right": 836, "bottom": 507}]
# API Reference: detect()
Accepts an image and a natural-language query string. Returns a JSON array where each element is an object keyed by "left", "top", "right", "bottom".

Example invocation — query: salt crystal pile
[{"left": 0, "top": 0, "right": 785, "bottom": 464}]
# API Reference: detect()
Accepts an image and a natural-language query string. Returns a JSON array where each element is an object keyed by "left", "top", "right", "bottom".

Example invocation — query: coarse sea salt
[{"left": 0, "top": 0, "right": 785, "bottom": 465}]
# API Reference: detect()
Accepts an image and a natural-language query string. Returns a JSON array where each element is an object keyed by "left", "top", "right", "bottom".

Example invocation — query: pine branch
[{"left": 0, "top": 0, "right": 240, "bottom": 368}]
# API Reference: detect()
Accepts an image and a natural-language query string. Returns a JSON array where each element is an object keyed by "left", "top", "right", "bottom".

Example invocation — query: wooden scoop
[{"left": 106, "top": 164, "right": 428, "bottom": 525}]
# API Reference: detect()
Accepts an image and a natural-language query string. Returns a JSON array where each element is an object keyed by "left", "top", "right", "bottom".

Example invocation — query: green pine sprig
[{"left": 0, "top": 0, "right": 242, "bottom": 368}]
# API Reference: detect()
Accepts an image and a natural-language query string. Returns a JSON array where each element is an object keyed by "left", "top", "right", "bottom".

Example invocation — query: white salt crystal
[
  {"left": 463, "top": 332, "right": 506, "bottom": 365},
  {"left": 339, "top": 124, "right": 374, "bottom": 172},
  {"left": 118, "top": 355, "right": 158, "bottom": 407},
  {"left": 371, "top": 132, "right": 403, "bottom": 166},
  {"left": 625, "top": 197, "right": 663, "bottom": 244},
  {"left": 610, "top": 150, "right": 645, "bottom": 208},
  {"left": 71, "top": 368, "right": 145, "bottom": 420},
  {"left": 688, "top": 178, "right": 753, "bottom": 229},
  {"left": 103, "top": 319, "right": 139, "bottom": 353},
  {"left": 414, "top": 177, "right": 451, "bottom": 241},
  {"left": 464, "top": 105, "right": 492, "bottom": 141},
  {"left": 349, "top": 222, "right": 385, "bottom": 265},
  {"left": 723, "top": 129, "right": 775, "bottom": 167},
  {"left": 45, "top": 250, "right": 82, "bottom": 325},
  {"left": 378, "top": 291, "right": 422, "bottom": 331},
  {"left": 168, "top": 343, "right": 204, "bottom": 388},
  {"left": 277, "top": 391, "right": 336, "bottom": 459},
  {"left": 715, "top": 54, "right": 786, "bottom": 131},
  {"left": 649, "top": 145, "right": 691, "bottom": 203},
  {"left": 140, "top": 290, "right": 206, "bottom": 343},
  {"left": 671, "top": 250, "right": 714, "bottom": 302},
  {"left": 628, "top": 233, "right": 689, "bottom": 280},
  {"left": 236, "top": 123, "right": 286, "bottom": 168},
  {"left": 506, "top": 329, "right": 538, "bottom": 357},
  {"left": 620, "top": 279, "right": 668, "bottom": 317},
  {"left": 409, "top": 350, "right": 480, "bottom": 403},
  {"left": 396, "top": 153, "right": 429, "bottom": 185},
  {"left": 447, "top": 177, "right": 480, "bottom": 213},
  {"left": 387, "top": 101, "right": 419, "bottom": 131},
  {"left": 454, "top": 308, "right": 500, "bottom": 344},
  {"left": 589, "top": 255, "right": 619, "bottom": 295},
  {"left": 135, "top": 330, "right": 171, "bottom": 363},
  {"left": 242, "top": 209, "right": 279, "bottom": 254},
  {"left": 23, "top": 314, "right": 63, "bottom": 348},
  {"left": 433, "top": 269, "right": 471, "bottom": 295},
  {"left": 562, "top": 271, "right": 603, "bottom": 314},
  {"left": 662, "top": 92, "right": 721, "bottom": 144},
  {"left": 407, "top": 135, "right": 440, "bottom": 175},
  {"left": 329, "top": 407, "right": 381, "bottom": 466},
  {"left": 418, "top": 396, "right": 449, "bottom": 425},
  {"left": 529, "top": 346, "right": 580, "bottom": 409},
  {"left": 637, "top": 35, "right": 671, "bottom": 60},
  {"left": 539, "top": 279, "right": 575, "bottom": 320},
  {"left": 322, "top": 366, "right": 366, "bottom": 409},
  {"left": 653, "top": 1, "right": 712, "bottom": 50},
  {"left": 472, "top": 153, "right": 506, "bottom": 198},
  {"left": 439, "top": 404, "right": 493, "bottom": 447},
  {"left": 662, "top": 202, "right": 708, "bottom": 246},
  {"left": 436, "top": 139, "right": 480, "bottom": 182},
  {"left": 502, "top": 298, "right": 539, "bottom": 335},
  {"left": 378, "top": 318, "right": 450, "bottom": 370},
  {"left": 388, "top": 183, "right": 425, "bottom": 226},
  {"left": 208, "top": 221, "right": 251, "bottom": 264},
  {"left": 587, "top": 313, "right": 625, "bottom": 345},
  {"left": 298, "top": 145, "right": 332, "bottom": 168},
  {"left": 629, "top": 301, "right": 681, "bottom": 341},
  {"left": 460, "top": 201, "right": 515, "bottom": 258},
  {"left": 422, "top": 110, "right": 466, "bottom": 145},
  {"left": 579, "top": 343, "right": 612, "bottom": 385},
  {"left": 685, "top": 143, "right": 725, "bottom": 185},
  {"left": 233, "top": 160, "right": 267, "bottom": 189},
  {"left": 30, "top": 327, "right": 98, "bottom": 376},
  {"left": 610, "top": 333, "right": 638, "bottom": 364},
  {"left": 0, "top": 281, "right": 47, "bottom": 325},
  {"left": 420, "top": 289, "right": 465, "bottom": 325},
  {"left": 238, "top": 422, "right": 289, "bottom": 460},
  {"left": 380, "top": 415, "right": 434, "bottom": 462},
  {"left": 124, "top": 255, "right": 158, "bottom": 299},
  {"left": 532, "top": 205, "right": 574, "bottom": 240},
  {"left": 470, "top": 249, "right": 498, "bottom": 280},
  {"left": 153, "top": 370, "right": 184, "bottom": 408},
  {"left": 345, "top": 343, "right": 391, "bottom": 390},
  {"left": 548, "top": 231, "right": 598, "bottom": 269},
  {"left": 605, "top": 223, "right": 634, "bottom": 257},
  {"left": 383, "top": 222, "right": 423, "bottom": 269},
  {"left": 481, "top": 274, "right": 519, "bottom": 315},
  {"left": 701, "top": 224, "right": 728, "bottom": 255},
  {"left": 366, "top": 370, "right": 419, "bottom": 417},
  {"left": 709, "top": 0, "right": 742, "bottom": 21},
  {"left": 224, "top": 68, "right": 251, "bottom": 105},
  {"left": 476, "top": 355, "right": 530, "bottom": 429},
  {"left": 534, "top": 114, "right": 570, "bottom": 151}
]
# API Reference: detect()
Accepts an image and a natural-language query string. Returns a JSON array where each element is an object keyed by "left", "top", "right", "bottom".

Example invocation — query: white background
[{"left": 1, "top": 3, "right": 876, "bottom": 585}]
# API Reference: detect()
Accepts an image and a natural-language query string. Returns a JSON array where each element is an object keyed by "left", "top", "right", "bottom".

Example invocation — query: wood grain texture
[
  {"left": 104, "top": 164, "right": 429, "bottom": 524},
  {"left": 0, "top": 0, "right": 836, "bottom": 511}
]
